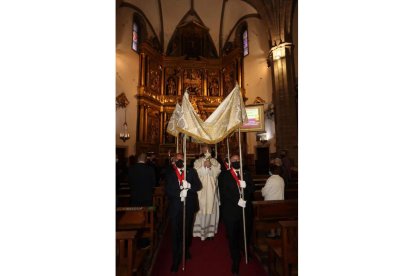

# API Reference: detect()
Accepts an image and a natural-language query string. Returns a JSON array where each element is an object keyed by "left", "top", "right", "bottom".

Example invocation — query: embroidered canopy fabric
[
  {"left": 166, "top": 103, "right": 182, "bottom": 138},
  {"left": 167, "top": 84, "right": 247, "bottom": 144}
]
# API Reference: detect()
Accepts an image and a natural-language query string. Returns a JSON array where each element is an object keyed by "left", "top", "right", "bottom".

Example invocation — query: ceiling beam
[{"left": 219, "top": 0, "right": 227, "bottom": 56}]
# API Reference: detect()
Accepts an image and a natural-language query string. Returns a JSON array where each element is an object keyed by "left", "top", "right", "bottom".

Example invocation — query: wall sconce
[
  {"left": 272, "top": 47, "right": 282, "bottom": 60},
  {"left": 269, "top": 40, "right": 293, "bottom": 61}
]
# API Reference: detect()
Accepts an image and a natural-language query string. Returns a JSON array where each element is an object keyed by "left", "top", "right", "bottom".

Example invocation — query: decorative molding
[
  {"left": 219, "top": 0, "right": 226, "bottom": 56},
  {"left": 116, "top": 93, "right": 130, "bottom": 108},
  {"left": 158, "top": 0, "right": 164, "bottom": 52}
]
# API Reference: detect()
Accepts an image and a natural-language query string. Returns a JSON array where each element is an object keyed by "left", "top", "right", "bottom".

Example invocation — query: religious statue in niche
[
  {"left": 166, "top": 77, "right": 177, "bottom": 95},
  {"left": 149, "top": 68, "right": 161, "bottom": 94},
  {"left": 207, "top": 70, "right": 220, "bottom": 96},
  {"left": 183, "top": 69, "right": 202, "bottom": 96},
  {"left": 147, "top": 114, "right": 160, "bottom": 144},
  {"left": 209, "top": 79, "right": 219, "bottom": 96}
]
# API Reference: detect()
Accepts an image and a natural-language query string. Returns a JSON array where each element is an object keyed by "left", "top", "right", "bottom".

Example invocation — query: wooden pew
[
  {"left": 116, "top": 230, "right": 149, "bottom": 276},
  {"left": 117, "top": 194, "right": 131, "bottom": 207},
  {"left": 285, "top": 189, "right": 298, "bottom": 200},
  {"left": 252, "top": 200, "right": 298, "bottom": 253},
  {"left": 253, "top": 176, "right": 267, "bottom": 190},
  {"left": 254, "top": 190, "right": 264, "bottom": 201},
  {"left": 116, "top": 206, "right": 156, "bottom": 255},
  {"left": 268, "top": 220, "right": 298, "bottom": 276},
  {"left": 253, "top": 188, "right": 298, "bottom": 201},
  {"left": 153, "top": 187, "right": 166, "bottom": 223}
]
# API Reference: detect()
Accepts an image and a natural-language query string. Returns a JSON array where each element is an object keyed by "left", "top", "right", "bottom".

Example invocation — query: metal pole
[
  {"left": 176, "top": 134, "right": 179, "bottom": 153},
  {"left": 182, "top": 134, "right": 187, "bottom": 271},
  {"left": 238, "top": 128, "right": 248, "bottom": 264},
  {"left": 226, "top": 137, "right": 230, "bottom": 169}
]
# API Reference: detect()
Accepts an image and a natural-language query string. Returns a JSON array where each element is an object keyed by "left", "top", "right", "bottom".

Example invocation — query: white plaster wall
[
  {"left": 116, "top": 7, "right": 140, "bottom": 156},
  {"left": 242, "top": 18, "right": 275, "bottom": 154},
  {"left": 222, "top": 0, "right": 257, "bottom": 46}
]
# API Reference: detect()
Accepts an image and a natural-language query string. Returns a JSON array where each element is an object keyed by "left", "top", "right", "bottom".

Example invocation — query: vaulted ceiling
[{"left": 119, "top": 0, "right": 265, "bottom": 54}]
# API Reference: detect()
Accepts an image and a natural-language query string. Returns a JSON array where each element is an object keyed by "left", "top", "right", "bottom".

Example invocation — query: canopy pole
[
  {"left": 238, "top": 128, "right": 248, "bottom": 264},
  {"left": 182, "top": 134, "right": 187, "bottom": 271},
  {"left": 226, "top": 137, "right": 230, "bottom": 170},
  {"left": 176, "top": 134, "right": 179, "bottom": 153}
]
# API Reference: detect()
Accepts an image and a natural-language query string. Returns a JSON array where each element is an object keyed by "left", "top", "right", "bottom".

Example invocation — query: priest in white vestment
[{"left": 193, "top": 145, "right": 221, "bottom": 240}]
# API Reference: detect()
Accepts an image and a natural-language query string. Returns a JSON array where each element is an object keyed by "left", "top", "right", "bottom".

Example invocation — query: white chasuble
[{"left": 193, "top": 157, "right": 221, "bottom": 240}]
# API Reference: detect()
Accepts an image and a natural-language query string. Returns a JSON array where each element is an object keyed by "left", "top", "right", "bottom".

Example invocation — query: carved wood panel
[
  {"left": 183, "top": 69, "right": 203, "bottom": 96},
  {"left": 148, "top": 60, "right": 162, "bottom": 95},
  {"left": 207, "top": 70, "right": 220, "bottom": 96},
  {"left": 223, "top": 63, "right": 236, "bottom": 97},
  {"left": 165, "top": 67, "right": 179, "bottom": 96}
]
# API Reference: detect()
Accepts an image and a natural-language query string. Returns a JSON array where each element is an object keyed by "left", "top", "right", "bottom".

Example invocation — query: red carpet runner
[{"left": 151, "top": 222, "right": 267, "bottom": 276}]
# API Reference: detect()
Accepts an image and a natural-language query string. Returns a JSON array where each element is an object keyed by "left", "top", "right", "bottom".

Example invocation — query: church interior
[{"left": 116, "top": 0, "right": 298, "bottom": 275}]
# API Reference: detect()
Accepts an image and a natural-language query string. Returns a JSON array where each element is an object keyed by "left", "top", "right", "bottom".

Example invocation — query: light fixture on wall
[
  {"left": 269, "top": 39, "right": 293, "bottom": 61},
  {"left": 120, "top": 107, "right": 130, "bottom": 142}
]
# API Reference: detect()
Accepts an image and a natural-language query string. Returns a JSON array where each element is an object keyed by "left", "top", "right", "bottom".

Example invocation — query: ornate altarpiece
[{"left": 135, "top": 19, "right": 246, "bottom": 160}]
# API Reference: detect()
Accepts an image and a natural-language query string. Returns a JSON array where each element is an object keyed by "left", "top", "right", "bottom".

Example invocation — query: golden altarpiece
[{"left": 134, "top": 14, "right": 247, "bottom": 161}]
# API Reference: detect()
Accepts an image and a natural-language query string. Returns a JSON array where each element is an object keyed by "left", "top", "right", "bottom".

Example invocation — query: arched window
[
  {"left": 236, "top": 22, "right": 249, "bottom": 57},
  {"left": 242, "top": 28, "right": 249, "bottom": 57},
  {"left": 132, "top": 16, "right": 139, "bottom": 52}
]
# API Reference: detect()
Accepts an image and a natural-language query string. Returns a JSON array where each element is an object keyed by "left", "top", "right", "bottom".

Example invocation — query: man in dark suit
[
  {"left": 128, "top": 152, "right": 156, "bottom": 206},
  {"left": 147, "top": 152, "right": 161, "bottom": 186},
  {"left": 165, "top": 152, "right": 202, "bottom": 272},
  {"left": 218, "top": 154, "right": 255, "bottom": 276}
]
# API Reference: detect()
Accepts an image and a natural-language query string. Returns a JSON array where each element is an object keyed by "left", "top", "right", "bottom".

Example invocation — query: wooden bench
[
  {"left": 117, "top": 194, "right": 131, "bottom": 207},
  {"left": 253, "top": 188, "right": 298, "bottom": 201},
  {"left": 252, "top": 200, "right": 298, "bottom": 253},
  {"left": 268, "top": 220, "right": 298, "bottom": 276},
  {"left": 116, "top": 230, "right": 149, "bottom": 276},
  {"left": 285, "top": 189, "right": 298, "bottom": 200},
  {"left": 116, "top": 206, "right": 156, "bottom": 255},
  {"left": 253, "top": 176, "right": 267, "bottom": 189},
  {"left": 254, "top": 190, "right": 264, "bottom": 201},
  {"left": 153, "top": 187, "right": 166, "bottom": 224}
]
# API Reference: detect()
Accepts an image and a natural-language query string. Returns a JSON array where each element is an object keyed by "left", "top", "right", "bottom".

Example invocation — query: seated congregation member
[
  {"left": 193, "top": 145, "right": 221, "bottom": 241},
  {"left": 165, "top": 153, "right": 202, "bottom": 272},
  {"left": 262, "top": 165, "right": 285, "bottom": 200},
  {"left": 218, "top": 154, "right": 255, "bottom": 276},
  {"left": 262, "top": 164, "right": 285, "bottom": 238},
  {"left": 147, "top": 152, "right": 161, "bottom": 186},
  {"left": 128, "top": 153, "right": 156, "bottom": 206}
]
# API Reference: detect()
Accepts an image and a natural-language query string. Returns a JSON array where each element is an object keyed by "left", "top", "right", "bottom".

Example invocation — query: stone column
[{"left": 271, "top": 44, "right": 298, "bottom": 165}]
